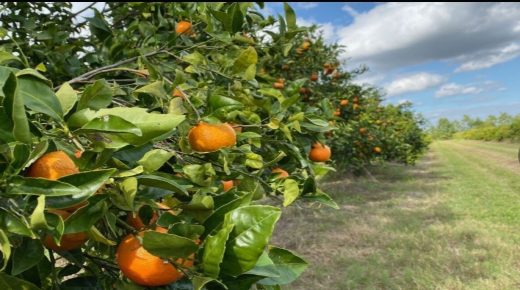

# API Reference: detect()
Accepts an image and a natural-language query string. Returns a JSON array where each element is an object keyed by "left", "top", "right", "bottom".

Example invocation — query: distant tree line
[{"left": 429, "top": 113, "right": 520, "bottom": 141}]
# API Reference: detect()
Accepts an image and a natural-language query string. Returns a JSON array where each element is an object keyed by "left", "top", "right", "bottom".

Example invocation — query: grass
[{"left": 272, "top": 140, "right": 520, "bottom": 290}]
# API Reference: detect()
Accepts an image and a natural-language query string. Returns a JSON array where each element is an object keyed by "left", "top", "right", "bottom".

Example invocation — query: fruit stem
[
  {"left": 116, "top": 218, "right": 138, "bottom": 234},
  {"left": 176, "top": 86, "right": 201, "bottom": 122}
]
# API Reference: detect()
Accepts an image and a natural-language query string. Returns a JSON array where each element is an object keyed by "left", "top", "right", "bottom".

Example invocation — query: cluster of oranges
[
  {"left": 273, "top": 78, "right": 285, "bottom": 89},
  {"left": 295, "top": 39, "right": 311, "bottom": 54}
]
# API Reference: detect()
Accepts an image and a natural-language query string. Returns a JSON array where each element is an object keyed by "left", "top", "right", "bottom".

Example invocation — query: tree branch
[{"left": 71, "top": 2, "right": 98, "bottom": 19}]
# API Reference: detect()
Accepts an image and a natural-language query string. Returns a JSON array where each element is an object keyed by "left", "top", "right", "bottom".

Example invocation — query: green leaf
[
  {"left": 283, "top": 3, "right": 297, "bottom": 30},
  {"left": 183, "top": 163, "right": 216, "bottom": 187},
  {"left": 0, "top": 272, "right": 40, "bottom": 290},
  {"left": 258, "top": 247, "right": 308, "bottom": 285},
  {"left": 0, "top": 230, "right": 11, "bottom": 271},
  {"left": 208, "top": 95, "right": 243, "bottom": 111},
  {"left": 137, "top": 175, "right": 190, "bottom": 196},
  {"left": 0, "top": 210, "right": 34, "bottom": 238},
  {"left": 68, "top": 107, "right": 185, "bottom": 146},
  {"left": 221, "top": 205, "right": 281, "bottom": 276},
  {"left": 137, "top": 149, "right": 174, "bottom": 173},
  {"left": 18, "top": 76, "right": 63, "bottom": 121},
  {"left": 301, "top": 189, "right": 339, "bottom": 209},
  {"left": 203, "top": 224, "right": 234, "bottom": 278},
  {"left": 203, "top": 192, "right": 253, "bottom": 236},
  {"left": 11, "top": 238, "right": 44, "bottom": 275},
  {"left": 77, "top": 79, "right": 113, "bottom": 111},
  {"left": 0, "top": 51, "right": 21, "bottom": 65},
  {"left": 143, "top": 231, "right": 198, "bottom": 259},
  {"left": 55, "top": 82, "right": 78, "bottom": 115},
  {"left": 282, "top": 179, "right": 299, "bottom": 207},
  {"left": 193, "top": 276, "right": 228, "bottom": 290},
  {"left": 119, "top": 177, "right": 137, "bottom": 211},
  {"left": 64, "top": 197, "right": 107, "bottom": 234},
  {"left": 133, "top": 80, "right": 167, "bottom": 100},
  {"left": 2, "top": 70, "right": 31, "bottom": 143},
  {"left": 182, "top": 193, "right": 215, "bottom": 223},
  {"left": 232, "top": 47, "right": 258, "bottom": 75},
  {"left": 77, "top": 114, "right": 143, "bottom": 136},
  {"left": 46, "top": 169, "right": 115, "bottom": 209},
  {"left": 30, "top": 195, "right": 48, "bottom": 230},
  {"left": 88, "top": 226, "right": 116, "bottom": 246},
  {"left": 230, "top": 3, "right": 245, "bottom": 33},
  {"left": 245, "top": 152, "right": 263, "bottom": 169}
]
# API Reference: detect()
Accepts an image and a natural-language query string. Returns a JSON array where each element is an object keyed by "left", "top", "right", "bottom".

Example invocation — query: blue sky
[{"left": 259, "top": 2, "right": 520, "bottom": 124}]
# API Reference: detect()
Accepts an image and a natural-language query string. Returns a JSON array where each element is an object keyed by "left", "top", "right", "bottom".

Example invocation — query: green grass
[{"left": 272, "top": 140, "right": 520, "bottom": 290}]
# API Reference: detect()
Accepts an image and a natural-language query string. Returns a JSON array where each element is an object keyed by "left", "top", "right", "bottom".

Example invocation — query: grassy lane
[{"left": 272, "top": 140, "right": 520, "bottom": 290}]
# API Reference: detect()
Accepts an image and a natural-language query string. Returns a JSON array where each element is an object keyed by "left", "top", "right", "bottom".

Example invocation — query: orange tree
[
  {"left": 263, "top": 26, "right": 428, "bottom": 172},
  {"left": 0, "top": 2, "right": 338, "bottom": 289}
]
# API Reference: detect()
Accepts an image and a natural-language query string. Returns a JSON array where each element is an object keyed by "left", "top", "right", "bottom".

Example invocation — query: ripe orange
[
  {"left": 188, "top": 122, "right": 237, "bottom": 152},
  {"left": 116, "top": 227, "right": 194, "bottom": 287},
  {"left": 353, "top": 96, "right": 359, "bottom": 103},
  {"left": 309, "top": 142, "right": 331, "bottom": 162},
  {"left": 27, "top": 151, "right": 79, "bottom": 180},
  {"left": 373, "top": 146, "right": 382, "bottom": 153},
  {"left": 172, "top": 88, "right": 185, "bottom": 98},
  {"left": 176, "top": 21, "right": 192, "bottom": 35},
  {"left": 310, "top": 73, "right": 318, "bottom": 82},
  {"left": 359, "top": 128, "right": 367, "bottom": 135},
  {"left": 353, "top": 103, "right": 360, "bottom": 110},
  {"left": 74, "top": 150, "right": 83, "bottom": 158},
  {"left": 340, "top": 99, "right": 348, "bottom": 106},
  {"left": 222, "top": 180, "right": 234, "bottom": 192},
  {"left": 301, "top": 40, "right": 311, "bottom": 50},
  {"left": 333, "top": 109, "right": 341, "bottom": 117},
  {"left": 272, "top": 168, "right": 289, "bottom": 179},
  {"left": 273, "top": 82, "right": 284, "bottom": 89},
  {"left": 43, "top": 210, "right": 88, "bottom": 251}
]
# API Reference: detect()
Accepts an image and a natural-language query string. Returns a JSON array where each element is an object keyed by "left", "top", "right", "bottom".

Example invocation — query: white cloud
[
  {"left": 296, "top": 2, "right": 319, "bottom": 10},
  {"left": 455, "top": 43, "right": 520, "bottom": 72},
  {"left": 342, "top": 5, "right": 359, "bottom": 17},
  {"left": 296, "top": 18, "right": 338, "bottom": 44},
  {"left": 385, "top": 73, "right": 445, "bottom": 96},
  {"left": 398, "top": 99, "right": 412, "bottom": 105},
  {"left": 435, "top": 83, "right": 483, "bottom": 97},
  {"left": 335, "top": 3, "right": 520, "bottom": 72}
]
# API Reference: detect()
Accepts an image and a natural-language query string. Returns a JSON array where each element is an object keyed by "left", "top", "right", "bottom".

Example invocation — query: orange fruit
[
  {"left": 353, "top": 96, "right": 359, "bottom": 103},
  {"left": 333, "top": 109, "right": 341, "bottom": 117},
  {"left": 301, "top": 40, "right": 311, "bottom": 50},
  {"left": 172, "top": 88, "right": 185, "bottom": 98},
  {"left": 188, "top": 122, "right": 237, "bottom": 152},
  {"left": 309, "top": 142, "right": 331, "bottom": 162},
  {"left": 222, "top": 180, "right": 234, "bottom": 192},
  {"left": 310, "top": 73, "right": 318, "bottom": 82},
  {"left": 295, "top": 47, "right": 304, "bottom": 55},
  {"left": 353, "top": 103, "right": 360, "bottom": 110},
  {"left": 43, "top": 210, "right": 88, "bottom": 251},
  {"left": 74, "top": 150, "right": 83, "bottom": 158},
  {"left": 273, "top": 82, "right": 284, "bottom": 89},
  {"left": 27, "top": 151, "right": 79, "bottom": 180},
  {"left": 373, "top": 146, "right": 382, "bottom": 153},
  {"left": 116, "top": 227, "right": 194, "bottom": 287},
  {"left": 272, "top": 168, "right": 289, "bottom": 179},
  {"left": 359, "top": 128, "right": 367, "bottom": 135},
  {"left": 176, "top": 21, "right": 192, "bottom": 35},
  {"left": 340, "top": 99, "right": 348, "bottom": 106}
]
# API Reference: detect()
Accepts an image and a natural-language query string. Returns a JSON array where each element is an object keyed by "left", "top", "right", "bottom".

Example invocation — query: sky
[{"left": 71, "top": 2, "right": 520, "bottom": 124}]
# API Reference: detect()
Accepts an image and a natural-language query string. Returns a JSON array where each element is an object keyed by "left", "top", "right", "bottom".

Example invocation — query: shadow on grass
[{"left": 271, "top": 153, "right": 517, "bottom": 290}]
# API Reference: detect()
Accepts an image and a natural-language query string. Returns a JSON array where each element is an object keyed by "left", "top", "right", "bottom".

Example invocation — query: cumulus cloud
[
  {"left": 435, "top": 83, "right": 483, "bottom": 97},
  {"left": 385, "top": 73, "right": 445, "bottom": 96},
  {"left": 455, "top": 43, "right": 520, "bottom": 72},
  {"left": 336, "top": 3, "right": 520, "bottom": 72},
  {"left": 342, "top": 4, "right": 359, "bottom": 17},
  {"left": 297, "top": 18, "right": 338, "bottom": 43}
]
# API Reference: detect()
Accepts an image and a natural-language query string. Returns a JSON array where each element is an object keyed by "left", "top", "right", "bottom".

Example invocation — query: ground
[{"left": 273, "top": 140, "right": 520, "bottom": 290}]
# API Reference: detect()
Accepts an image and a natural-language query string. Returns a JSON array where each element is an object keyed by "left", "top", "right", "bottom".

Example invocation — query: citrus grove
[{"left": 0, "top": 2, "right": 427, "bottom": 289}]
